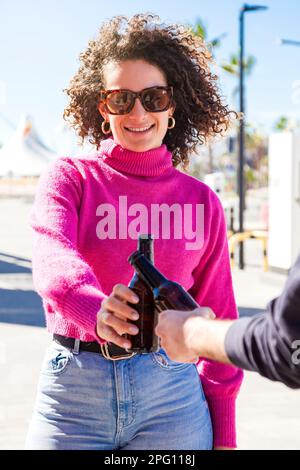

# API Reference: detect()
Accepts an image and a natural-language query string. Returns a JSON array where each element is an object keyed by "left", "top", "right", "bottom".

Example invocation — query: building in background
[
  {"left": 0, "top": 114, "right": 57, "bottom": 178},
  {"left": 268, "top": 130, "right": 300, "bottom": 272}
]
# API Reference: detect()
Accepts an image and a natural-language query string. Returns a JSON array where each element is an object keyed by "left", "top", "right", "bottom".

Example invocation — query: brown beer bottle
[
  {"left": 126, "top": 235, "right": 157, "bottom": 353},
  {"left": 128, "top": 251, "right": 199, "bottom": 313}
]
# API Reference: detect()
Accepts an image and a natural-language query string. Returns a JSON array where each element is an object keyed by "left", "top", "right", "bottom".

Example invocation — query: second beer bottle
[
  {"left": 125, "top": 234, "right": 157, "bottom": 353},
  {"left": 128, "top": 250, "right": 200, "bottom": 312}
]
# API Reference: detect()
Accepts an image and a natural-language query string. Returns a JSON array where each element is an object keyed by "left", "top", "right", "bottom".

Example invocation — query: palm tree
[
  {"left": 221, "top": 53, "right": 256, "bottom": 104},
  {"left": 221, "top": 53, "right": 256, "bottom": 76},
  {"left": 274, "top": 115, "right": 300, "bottom": 132},
  {"left": 190, "top": 19, "right": 257, "bottom": 175},
  {"left": 190, "top": 18, "right": 227, "bottom": 57}
]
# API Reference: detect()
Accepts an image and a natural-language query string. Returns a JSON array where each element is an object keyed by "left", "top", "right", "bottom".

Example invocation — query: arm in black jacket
[{"left": 225, "top": 254, "right": 300, "bottom": 388}]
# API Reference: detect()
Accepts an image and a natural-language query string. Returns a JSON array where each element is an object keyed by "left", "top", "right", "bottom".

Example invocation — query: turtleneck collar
[{"left": 99, "top": 138, "right": 174, "bottom": 177}]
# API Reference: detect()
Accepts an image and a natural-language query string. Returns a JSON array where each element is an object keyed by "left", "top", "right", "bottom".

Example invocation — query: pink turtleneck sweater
[{"left": 30, "top": 138, "right": 243, "bottom": 448}]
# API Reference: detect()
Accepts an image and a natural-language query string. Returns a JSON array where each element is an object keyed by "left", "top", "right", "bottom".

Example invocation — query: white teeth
[{"left": 125, "top": 125, "right": 153, "bottom": 132}]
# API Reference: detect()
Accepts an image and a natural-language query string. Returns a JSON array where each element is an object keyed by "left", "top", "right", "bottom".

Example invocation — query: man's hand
[{"left": 155, "top": 307, "right": 215, "bottom": 363}]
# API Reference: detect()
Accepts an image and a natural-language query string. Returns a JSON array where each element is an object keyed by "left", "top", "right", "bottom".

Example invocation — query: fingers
[
  {"left": 112, "top": 284, "right": 139, "bottom": 304},
  {"left": 97, "top": 284, "right": 141, "bottom": 349},
  {"left": 100, "top": 322, "right": 132, "bottom": 349},
  {"left": 103, "top": 296, "right": 139, "bottom": 321},
  {"left": 101, "top": 311, "right": 139, "bottom": 336},
  {"left": 185, "top": 307, "right": 215, "bottom": 320},
  {"left": 196, "top": 307, "right": 216, "bottom": 320}
]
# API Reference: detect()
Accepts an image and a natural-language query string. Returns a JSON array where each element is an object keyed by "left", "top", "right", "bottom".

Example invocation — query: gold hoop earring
[
  {"left": 101, "top": 120, "right": 111, "bottom": 135},
  {"left": 167, "top": 116, "right": 175, "bottom": 129}
]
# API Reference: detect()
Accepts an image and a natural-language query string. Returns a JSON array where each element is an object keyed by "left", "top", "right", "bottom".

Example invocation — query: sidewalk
[
  {"left": 232, "top": 264, "right": 300, "bottom": 449},
  {"left": 0, "top": 197, "right": 299, "bottom": 450}
]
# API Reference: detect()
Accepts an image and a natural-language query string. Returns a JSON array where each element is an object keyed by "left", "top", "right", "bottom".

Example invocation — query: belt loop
[{"left": 72, "top": 338, "right": 81, "bottom": 355}]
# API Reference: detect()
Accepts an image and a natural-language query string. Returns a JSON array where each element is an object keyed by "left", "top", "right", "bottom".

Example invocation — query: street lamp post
[
  {"left": 280, "top": 39, "right": 300, "bottom": 47},
  {"left": 238, "top": 4, "right": 268, "bottom": 269}
]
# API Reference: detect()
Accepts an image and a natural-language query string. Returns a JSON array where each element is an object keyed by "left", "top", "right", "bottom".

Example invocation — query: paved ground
[{"left": 0, "top": 196, "right": 299, "bottom": 450}]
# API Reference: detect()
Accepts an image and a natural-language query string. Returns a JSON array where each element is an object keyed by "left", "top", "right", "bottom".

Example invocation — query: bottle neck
[
  {"left": 129, "top": 252, "right": 167, "bottom": 289},
  {"left": 138, "top": 236, "right": 154, "bottom": 263}
]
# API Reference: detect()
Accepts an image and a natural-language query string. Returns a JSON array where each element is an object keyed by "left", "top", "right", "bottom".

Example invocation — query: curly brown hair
[{"left": 63, "top": 13, "right": 236, "bottom": 167}]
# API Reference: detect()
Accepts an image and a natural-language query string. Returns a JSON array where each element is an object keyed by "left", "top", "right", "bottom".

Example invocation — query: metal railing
[{"left": 228, "top": 230, "right": 268, "bottom": 271}]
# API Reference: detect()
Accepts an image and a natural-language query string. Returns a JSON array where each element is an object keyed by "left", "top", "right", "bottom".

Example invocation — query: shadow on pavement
[
  {"left": 0, "top": 252, "right": 45, "bottom": 327},
  {"left": 0, "top": 288, "right": 45, "bottom": 327},
  {"left": 0, "top": 252, "right": 32, "bottom": 274},
  {"left": 238, "top": 306, "right": 263, "bottom": 317}
]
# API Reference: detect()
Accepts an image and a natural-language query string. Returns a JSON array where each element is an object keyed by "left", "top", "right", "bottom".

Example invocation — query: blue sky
[{"left": 0, "top": 0, "right": 299, "bottom": 151}]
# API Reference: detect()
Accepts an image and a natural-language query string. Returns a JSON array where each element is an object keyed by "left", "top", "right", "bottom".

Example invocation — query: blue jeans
[{"left": 25, "top": 341, "right": 213, "bottom": 450}]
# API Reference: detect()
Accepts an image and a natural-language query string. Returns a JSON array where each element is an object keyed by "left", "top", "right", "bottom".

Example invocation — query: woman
[{"left": 26, "top": 13, "right": 243, "bottom": 450}]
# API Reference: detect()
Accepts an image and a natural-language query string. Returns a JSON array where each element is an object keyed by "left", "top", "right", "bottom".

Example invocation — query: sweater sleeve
[
  {"left": 225, "top": 254, "right": 300, "bottom": 389},
  {"left": 29, "top": 157, "right": 107, "bottom": 341},
  {"left": 188, "top": 190, "right": 243, "bottom": 448}
]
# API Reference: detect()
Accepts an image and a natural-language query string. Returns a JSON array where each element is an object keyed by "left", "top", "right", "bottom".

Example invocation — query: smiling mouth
[{"left": 124, "top": 124, "right": 155, "bottom": 133}]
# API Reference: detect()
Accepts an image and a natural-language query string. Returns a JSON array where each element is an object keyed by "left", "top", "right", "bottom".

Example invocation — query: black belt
[{"left": 53, "top": 334, "right": 136, "bottom": 361}]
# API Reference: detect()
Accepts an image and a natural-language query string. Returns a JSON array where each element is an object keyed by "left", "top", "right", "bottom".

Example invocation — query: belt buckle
[{"left": 100, "top": 343, "right": 136, "bottom": 361}]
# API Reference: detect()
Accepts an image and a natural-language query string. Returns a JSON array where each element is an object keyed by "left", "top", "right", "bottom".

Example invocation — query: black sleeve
[{"left": 225, "top": 255, "right": 300, "bottom": 389}]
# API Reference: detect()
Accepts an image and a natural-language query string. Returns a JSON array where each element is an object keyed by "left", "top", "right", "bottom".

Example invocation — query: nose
[{"left": 128, "top": 97, "right": 147, "bottom": 119}]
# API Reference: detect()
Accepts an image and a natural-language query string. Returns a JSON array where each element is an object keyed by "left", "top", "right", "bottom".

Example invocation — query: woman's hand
[{"left": 96, "top": 284, "right": 140, "bottom": 349}]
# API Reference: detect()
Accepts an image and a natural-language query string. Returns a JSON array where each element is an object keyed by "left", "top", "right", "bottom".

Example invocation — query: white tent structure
[{"left": 0, "top": 114, "right": 57, "bottom": 177}]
